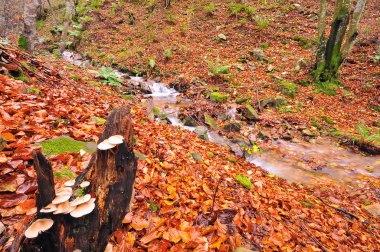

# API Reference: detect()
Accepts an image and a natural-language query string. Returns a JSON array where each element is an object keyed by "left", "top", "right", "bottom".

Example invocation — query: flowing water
[
  {"left": 62, "top": 52, "right": 380, "bottom": 187},
  {"left": 144, "top": 79, "right": 380, "bottom": 187}
]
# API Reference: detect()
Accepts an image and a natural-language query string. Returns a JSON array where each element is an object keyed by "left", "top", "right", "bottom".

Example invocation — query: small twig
[
  {"left": 317, "top": 196, "right": 359, "bottom": 220},
  {"left": 297, "top": 216, "right": 329, "bottom": 252},
  {"left": 209, "top": 177, "right": 222, "bottom": 220}
]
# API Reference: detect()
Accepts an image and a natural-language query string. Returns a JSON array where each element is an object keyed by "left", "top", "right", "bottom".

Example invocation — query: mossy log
[{"left": 21, "top": 106, "right": 137, "bottom": 252}]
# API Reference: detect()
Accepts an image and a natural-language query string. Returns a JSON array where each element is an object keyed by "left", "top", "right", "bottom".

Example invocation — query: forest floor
[{"left": 0, "top": 0, "right": 380, "bottom": 251}]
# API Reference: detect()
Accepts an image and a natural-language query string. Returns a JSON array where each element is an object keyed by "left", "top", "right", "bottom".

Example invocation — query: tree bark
[
  {"left": 22, "top": 0, "right": 41, "bottom": 52},
  {"left": 315, "top": 0, "right": 327, "bottom": 69},
  {"left": 21, "top": 106, "right": 137, "bottom": 252},
  {"left": 0, "top": 0, "right": 6, "bottom": 37},
  {"left": 59, "top": 0, "right": 75, "bottom": 54},
  {"left": 341, "top": 0, "right": 368, "bottom": 59}
]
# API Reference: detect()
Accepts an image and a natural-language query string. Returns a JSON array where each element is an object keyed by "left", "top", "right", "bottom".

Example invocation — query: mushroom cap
[
  {"left": 53, "top": 201, "right": 71, "bottom": 215},
  {"left": 69, "top": 194, "right": 91, "bottom": 207},
  {"left": 40, "top": 203, "right": 58, "bottom": 213},
  {"left": 25, "top": 218, "right": 54, "bottom": 238},
  {"left": 56, "top": 187, "right": 73, "bottom": 196},
  {"left": 62, "top": 205, "right": 77, "bottom": 214},
  {"left": 70, "top": 200, "right": 95, "bottom": 218},
  {"left": 52, "top": 194, "right": 71, "bottom": 204},
  {"left": 108, "top": 135, "right": 124, "bottom": 145},
  {"left": 64, "top": 179, "right": 76, "bottom": 187},
  {"left": 97, "top": 139, "right": 116, "bottom": 150},
  {"left": 80, "top": 181, "right": 90, "bottom": 188}
]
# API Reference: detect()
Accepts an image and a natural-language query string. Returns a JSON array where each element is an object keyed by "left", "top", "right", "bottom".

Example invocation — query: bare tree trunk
[
  {"left": 315, "top": 0, "right": 327, "bottom": 69},
  {"left": 341, "top": 0, "right": 368, "bottom": 58},
  {"left": 59, "top": 0, "right": 75, "bottom": 54},
  {"left": 22, "top": 0, "right": 41, "bottom": 52},
  {"left": 46, "top": 0, "right": 58, "bottom": 27},
  {"left": 0, "top": 0, "right": 6, "bottom": 37},
  {"left": 21, "top": 106, "right": 137, "bottom": 252}
]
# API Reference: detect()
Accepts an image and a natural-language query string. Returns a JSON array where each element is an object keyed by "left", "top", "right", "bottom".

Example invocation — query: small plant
[
  {"left": 206, "top": 57, "right": 230, "bottom": 78},
  {"left": 23, "top": 87, "right": 41, "bottom": 95},
  {"left": 254, "top": 15, "right": 270, "bottom": 31},
  {"left": 54, "top": 167, "right": 76, "bottom": 180},
  {"left": 91, "top": 67, "right": 122, "bottom": 87},
  {"left": 204, "top": 2, "right": 216, "bottom": 15},
  {"left": 355, "top": 121, "right": 380, "bottom": 145},
  {"left": 164, "top": 49, "right": 173, "bottom": 60},
  {"left": 228, "top": 2, "right": 255, "bottom": 18},
  {"left": 235, "top": 174, "right": 252, "bottom": 189}
]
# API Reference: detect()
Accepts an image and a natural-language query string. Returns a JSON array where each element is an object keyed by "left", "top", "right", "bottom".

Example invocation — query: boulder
[
  {"left": 194, "top": 126, "right": 208, "bottom": 140},
  {"left": 223, "top": 122, "right": 241, "bottom": 132}
]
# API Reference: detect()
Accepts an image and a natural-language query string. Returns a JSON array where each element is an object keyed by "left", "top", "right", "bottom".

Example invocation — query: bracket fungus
[
  {"left": 70, "top": 198, "right": 96, "bottom": 218},
  {"left": 40, "top": 203, "right": 58, "bottom": 213},
  {"left": 97, "top": 139, "right": 116, "bottom": 150},
  {"left": 52, "top": 194, "right": 71, "bottom": 205},
  {"left": 69, "top": 194, "right": 91, "bottom": 207},
  {"left": 25, "top": 218, "right": 54, "bottom": 239},
  {"left": 80, "top": 181, "right": 90, "bottom": 188},
  {"left": 97, "top": 135, "right": 124, "bottom": 150},
  {"left": 64, "top": 179, "right": 76, "bottom": 187},
  {"left": 108, "top": 135, "right": 124, "bottom": 145}
]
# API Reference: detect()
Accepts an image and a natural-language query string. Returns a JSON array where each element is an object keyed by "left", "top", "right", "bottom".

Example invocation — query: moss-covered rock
[
  {"left": 204, "top": 114, "right": 217, "bottom": 129},
  {"left": 278, "top": 80, "right": 299, "bottom": 98},
  {"left": 38, "top": 136, "right": 96, "bottom": 156},
  {"left": 243, "top": 104, "right": 260, "bottom": 120},
  {"left": 210, "top": 92, "right": 229, "bottom": 103}
]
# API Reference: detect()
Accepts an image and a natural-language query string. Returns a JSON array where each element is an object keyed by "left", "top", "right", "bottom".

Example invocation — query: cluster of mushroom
[
  {"left": 25, "top": 180, "right": 95, "bottom": 239},
  {"left": 97, "top": 135, "right": 124, "bottom": 150}
]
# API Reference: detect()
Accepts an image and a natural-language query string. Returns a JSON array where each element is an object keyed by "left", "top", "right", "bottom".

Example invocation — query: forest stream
[{"left": 62, "top": 51, "right": 379, "bottom": 189}]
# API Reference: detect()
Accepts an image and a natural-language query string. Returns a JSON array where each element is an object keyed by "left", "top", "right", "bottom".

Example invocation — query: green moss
[
  {"left": 121, "top": 94, "right": 135, "bottom": 100},
  {"left": 204, "top": 114, "right": 217, "bottom": 129},
  {"left": 278, "top": 80, "right": 299, "bottom": 98},
  {"left": 54, "top": 166, "right": 76, "bottom": 179},
  {"left": 210, "top": 92, "right": 228, "bottom": 103},
  {"left": 14, "top": 69, "right": 29, "bottom": 83},
  {"left": 38, "top": 136, "right": 95, "bottom": 156},
  {"left": 301, "top": 201, "right": 314, "bottom": 208},
  {"left": 23, "top": 87, "right": 41, "bottom": 95},
  {"left": 76, "top": 188, "right": 86, "bottom": 197},
  {"left": 227, "top": 157, "right": 236, "bottom": 164},
  {"left": 91, "top": 116, "right": 106, "bottom": 125},
  {"left": 149, "top": 201, "right": 158, "bottom": 212},
  {"left": 18, "top": 35, "right": 28, "bottom": 50},
  {"left": 235, "top": 174, "right": 252, "bottom": 189}
]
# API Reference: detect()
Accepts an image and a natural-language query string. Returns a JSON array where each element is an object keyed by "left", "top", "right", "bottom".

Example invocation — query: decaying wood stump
[{"left": 21, "top": 106, "right": 137, "bottom": 252}]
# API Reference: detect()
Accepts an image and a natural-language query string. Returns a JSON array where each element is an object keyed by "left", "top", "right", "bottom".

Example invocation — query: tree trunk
[
  {"left": 341, "top": 0, "right": 368, "bottom": 58},
  {"left": 21, "top": 106, "right": 137, "bottom": 252},
  {"left": 0, "top": 0, "right": 6, "bottom": 37},
  {"left": 59, "top": 0, "right": 75, "bottom": 54},
  {"left": 319, "top": 0, "right": 351, "bottom": 81},
  {"left": 315, "top": 0, "right": 327, "bottom": 69},
  {"left": 22, "top": 0, "right": 40, "bottom": 52},
  {"left": 314, "top": 0, "right": 368, "bottom": 82}
]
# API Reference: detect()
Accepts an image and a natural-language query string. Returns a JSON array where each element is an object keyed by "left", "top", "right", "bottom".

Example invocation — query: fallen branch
[
  {"left": 297, "top": 216, "right": 329, "bottom": 252},
  {"left": 317, "top": 196, "right": 359, "bottom": 220}
]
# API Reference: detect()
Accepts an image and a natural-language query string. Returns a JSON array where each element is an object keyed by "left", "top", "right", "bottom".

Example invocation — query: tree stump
[{"left": 21, "top": 106, "right": 137, "bottom": 252}]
